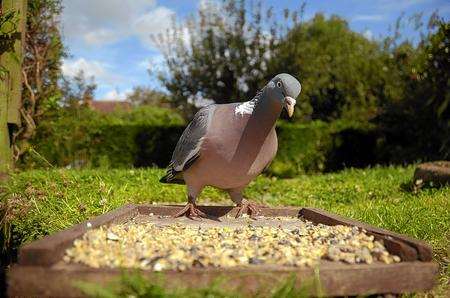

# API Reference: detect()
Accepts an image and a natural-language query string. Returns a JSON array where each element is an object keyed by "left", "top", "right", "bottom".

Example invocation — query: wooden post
[{"left": 0, "top": 0, "right": 27, "bottom": 174}]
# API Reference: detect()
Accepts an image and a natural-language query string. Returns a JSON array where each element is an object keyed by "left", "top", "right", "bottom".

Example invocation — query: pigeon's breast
[{"left": 184, "top": 103, "right": 278, "bottom": 189}]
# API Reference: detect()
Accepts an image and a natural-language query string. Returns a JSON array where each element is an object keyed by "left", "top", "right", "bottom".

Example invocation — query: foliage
[
  {"left": 21, "top": 107, "right": 378, "bottom": 176},
  {"left": 154, "top": 1, "right": 392, "bottom": 122},
  {"left": 269, "top": 121, "right": 332, "bottom": 177},
  {"left": 154, "top": 0, "right": 303, "bottom": 117},
  {"left": 13, "top": 0, "right": 65, "bottom": 161},
  {"left": 375, "top": 19, "right": 450, "bottom": 162},
  {"left": 273, "top": 14, "right": 390, "bottom": 121},
  {"left": 20, "top": 106, "right": 185, "bottom": 169},
  {"left": 1, "top": 166, "right": 449, "bottom": 295},
  {"left": 76, "top": 272, "right": 171, "bottom": 298},
  {"left": 418, "top": 19, "right": 450, "bottom": 119},
  {"left": 153, "top": 1, "right": 448, "bottom": 164},
  {"left": 60, "top": 70, "right": 97, "bottom": 109},
  {"left": 269, "top": 120, "right": 376, "bottom": 177},
  {"left": 126, "top": 86, "right": 171, "bottom": 108}
]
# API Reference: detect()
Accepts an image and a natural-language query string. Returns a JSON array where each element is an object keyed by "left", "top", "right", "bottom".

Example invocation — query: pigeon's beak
[{"left": 284, "top": 96, "right": 296, "bottom": 118}]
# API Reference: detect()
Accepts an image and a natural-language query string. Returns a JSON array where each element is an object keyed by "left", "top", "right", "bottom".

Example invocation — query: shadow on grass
[
  {"left": 400, "top": 178, "right": 449, "bottom": 194},
  {"left": 399, "top": 180, "right": 416, "bottom": 193}
]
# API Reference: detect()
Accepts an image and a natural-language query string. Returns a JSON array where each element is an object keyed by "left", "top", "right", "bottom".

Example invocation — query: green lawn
[{"left": 1, "top": 166, "right": 449, "bottom": 296}]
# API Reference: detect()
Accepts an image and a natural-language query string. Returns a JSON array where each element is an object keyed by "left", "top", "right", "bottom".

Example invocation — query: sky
[{"left": 60, "top": 0, "right": 450, "bottom": 100}]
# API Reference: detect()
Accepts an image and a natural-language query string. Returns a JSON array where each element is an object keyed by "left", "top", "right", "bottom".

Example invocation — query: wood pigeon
[{"left": 160, "top": 73, "right": 302, "bottom": 218}]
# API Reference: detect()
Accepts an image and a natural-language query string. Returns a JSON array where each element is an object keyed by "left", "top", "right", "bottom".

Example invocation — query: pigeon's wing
[{"left": 160, "top": 105, "right": 216, "bottom": 184}]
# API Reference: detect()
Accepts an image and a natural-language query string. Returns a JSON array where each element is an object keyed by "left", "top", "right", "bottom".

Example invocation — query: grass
[
  {"left": 1, "top": 165, "right": 449, "bottom": 296},
  {"left": 76, "top": 271, "right": 315, "bottom": 298}
]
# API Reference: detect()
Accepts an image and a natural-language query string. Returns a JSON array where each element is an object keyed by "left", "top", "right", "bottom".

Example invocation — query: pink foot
[
  {"left": 235, "top": 199, "right": 262, "bottom": 219},
  {"left": 173, "top": 203, "right": 208, "bottom": 219}
]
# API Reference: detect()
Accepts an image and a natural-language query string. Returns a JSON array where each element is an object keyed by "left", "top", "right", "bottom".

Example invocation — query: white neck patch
[
  {"left": 235, "top": 86, "right": 267, "bottom": 116},
  {"left": 235, "top": 100, "right": 257, "bottom": 116}
]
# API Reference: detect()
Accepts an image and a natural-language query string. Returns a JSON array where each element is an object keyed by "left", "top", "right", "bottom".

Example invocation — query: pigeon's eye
[{"left": 277, "top": 81, "right": 282, "bottom": 88}]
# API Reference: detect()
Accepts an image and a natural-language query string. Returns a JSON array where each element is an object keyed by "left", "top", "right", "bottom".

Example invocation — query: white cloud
[
  {"left": 138, "top": 58, "right": 152, "bottom": 69},
  {"left": 103, "top": 89, "right": 132, "bottom": 100},
  {"left": 353, "top": 14, "right": 385, "bottom": 22},
  {"left": 132, "top": 6, "right": 175, "bottom": 48},
  {"left": 376, "top": 0, "right": 427, "bottom": 11},
  {"left": 363, "top": 29, "right": 374, "bottom": 40},
  {"left": 83, "top": 29, "right": 119, "bottom": 46},
  {"left": 62, "top": 58, "right": 106, "bottom": 78},
  {"left": 61, "top": 0, "right": 175, "bottom": 48},
  {"left": 138, "top": 54, "right": 167, "bottom": 71},
  {"left": 61, "top": 58, "right": 121, "bottom": 84}
]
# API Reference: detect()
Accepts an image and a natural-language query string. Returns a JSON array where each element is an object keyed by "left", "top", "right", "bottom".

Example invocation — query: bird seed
[{"left": 64, "top": 217, "right": 400, "bottom": 271}]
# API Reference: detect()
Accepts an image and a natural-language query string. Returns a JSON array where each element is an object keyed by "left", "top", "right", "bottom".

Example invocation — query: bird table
[{"left": 9, "top": 204, "right": 438, "bottom": 297}]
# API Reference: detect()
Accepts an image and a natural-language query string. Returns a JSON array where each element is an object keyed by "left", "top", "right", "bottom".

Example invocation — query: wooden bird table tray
[{"left": 8, "top": 204, "right": 438, "bottom": 297}]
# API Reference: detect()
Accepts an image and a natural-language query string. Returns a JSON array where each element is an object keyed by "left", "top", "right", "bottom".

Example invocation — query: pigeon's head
[{"left": 266, "top": 73, "right": 301, "bottom": 117}]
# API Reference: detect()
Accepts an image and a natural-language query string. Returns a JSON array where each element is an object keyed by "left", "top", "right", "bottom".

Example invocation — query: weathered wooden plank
[
  {"left": 0, "top": 117, "right": 10, "bottom": 172},
  {"left": 0, "top": 0, "right": 27, "bottom": 173},
  {"left": 0, "top": 2, "right": 12, "bottom": 173},
  {"left": 13, "top": 205, "right": 439, "bottom": 296},
  {"left": 8, "top": 262, "right": 438, "bottom": 297},
  {"left": 4, "top": 0, "right": 26, "bottom": 125},
  {"left": 18, "top": 205, "right": 433, "bottom": 266}
]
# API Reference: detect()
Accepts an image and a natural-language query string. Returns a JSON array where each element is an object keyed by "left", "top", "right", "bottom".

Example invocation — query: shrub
[
  {"left": 22, "top": 106, "right": 381, "bottom": 177},
  {"left": 374, "top": 20, "right": 450, "bottom": 163},
  {"left": 268, "top": 121, "right": 332, "bottom": 177},
  {"left": 21, "top": 106, "right": 185, "bottom": 169},
  {"left": 269, "top": 120, "right": 376, "bottom": 177}
]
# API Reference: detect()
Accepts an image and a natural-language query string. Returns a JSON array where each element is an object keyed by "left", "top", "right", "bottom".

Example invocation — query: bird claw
[
  {"left": 173, "top": 203, "right": 208, "bottom": 219},
  {"left": 235, "top": 199, "right": 261, "bottom": 219}
]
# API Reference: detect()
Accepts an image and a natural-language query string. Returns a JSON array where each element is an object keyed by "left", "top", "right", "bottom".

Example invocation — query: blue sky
[{"left": 60, "top": 0, "right": 450, "bottom": 100}]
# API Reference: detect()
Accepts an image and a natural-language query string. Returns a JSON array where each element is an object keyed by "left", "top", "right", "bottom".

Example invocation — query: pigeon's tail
[{"left": 159, "top": 168, "right": 185, "bottom": 185}]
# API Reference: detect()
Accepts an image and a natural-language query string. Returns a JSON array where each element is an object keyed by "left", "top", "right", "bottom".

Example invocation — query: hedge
[
  {"left": 22, "top": 107, "right": 377, "bottom": 177},
  {"left": 269, "top": 120, "right": 378, "bottom": 177},
  {"left": 22, "top": 106, "right": 185, "bottom": 169}
]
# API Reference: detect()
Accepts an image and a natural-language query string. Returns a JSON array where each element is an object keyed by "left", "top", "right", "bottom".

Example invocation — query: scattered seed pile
[{"left": 64, "top": 218, "right": 400, "bottom": 271}]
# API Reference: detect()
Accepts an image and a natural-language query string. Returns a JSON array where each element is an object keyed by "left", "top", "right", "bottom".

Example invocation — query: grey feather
[
  {"left": 275, "top": 73, "right": 302, "bottom": 99},
  {"left": 160, "top": 104, "right": 215, "bottom": 184}
]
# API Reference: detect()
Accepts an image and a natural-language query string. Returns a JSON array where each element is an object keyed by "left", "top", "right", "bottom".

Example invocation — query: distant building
[{"left": 90, "top": 101, "right": 132, "bottom": 113}]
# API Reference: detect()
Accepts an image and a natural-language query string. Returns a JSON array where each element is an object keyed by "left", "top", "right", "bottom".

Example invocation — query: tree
[
  {"left": 273, "top": 14, "right": 393, "bottom": 121},
  {"left": 154, "top": 2, "right": 397, "bottom": 122},
  {"left": 60, "top": 70, "right": 96, "bottom": 109},
  {"left": 13, "top": 0, "right": 65, "bottom": 160},
  {"left": 153, "top": 0, "right": 303, "bottom": 117},
  {"left": 376, "top": 18, "right": 450, "bottom": 162},
  {"left": 415, "top": 19, "right": 449, "bottom": 120},
  {"left": 126, "top": 86, "right": 171, "bottom": 108}
]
